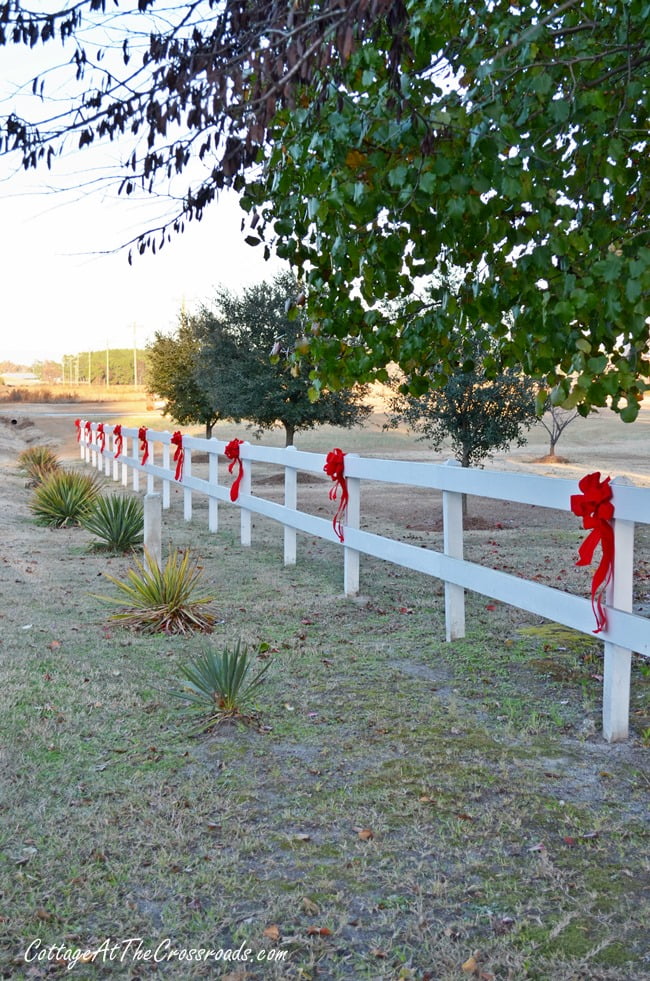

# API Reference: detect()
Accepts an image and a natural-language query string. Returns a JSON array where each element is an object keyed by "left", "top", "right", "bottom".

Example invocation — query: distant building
[{"left": 0, "top": 372, "right": 41, "bottom": 386}]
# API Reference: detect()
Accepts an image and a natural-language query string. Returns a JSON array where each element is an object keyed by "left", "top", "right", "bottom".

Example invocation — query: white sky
[
  {"left": 0, "top": 8, "right": 287, "bottom": 366},
  {"left": 0, "top": 173, "right": 286, "bottom": 365}
]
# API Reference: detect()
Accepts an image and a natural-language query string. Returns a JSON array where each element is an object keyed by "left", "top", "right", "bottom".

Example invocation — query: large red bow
[
  {"left": 84, "top": 420, "right": 92, "bottom": 443},
  {"left": 113, "top": 424, "right": 123, "bottom": 458},
  {"left": 74, "top": 418, "right": 81, "bottom": 442},
  {"left": 324, "top": 448, "right": 348, "bottom": 542},
  {"left": 138, "top": 426, "right": 149, "bottom": 465},
  {"left": 570, "top": 471, "right": 614, "bottom": 633},
  {"left": 224, "top": 438, "right": 244, "bottom": 501},
  {"left": 97, "top": 422, "right": 106, "bottom": 453},
  {"left": 171, "top": 430, "right": 184, "bottom": 481}
]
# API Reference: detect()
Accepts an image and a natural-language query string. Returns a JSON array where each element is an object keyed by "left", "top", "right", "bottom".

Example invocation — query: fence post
[
  {"left": 112, "top": 431, "right": 119, "bottom": 482},
  {"left": 284, "top": 445, "right": 297, "bottom": 565},
  {"left": 162, "top": 436, "right": 171, "bottom": 510},
  {"left": 208, "top": 439, "right": 219, "bottom": 533},
  {"left": 183, "top": 447, "right": 192, "bottom": 522},
  {"left": 143, "top": 492, "right": 162, "bottom": 572},
  {"left": 344, "top": 455, "right": 360, "bottom": 596},
  {"left": 442, "top": 459, "right": 466, "bottom": 641},
  {"left": 104, "top": 434, "right": 111, "bottom": 477},
  {"left": 147, "top": 441, "right": 155, "bottom": 494},
  {"left": 240, "top": 444, "right": 252, "bottom": 547},
  {"left": 79, "top": 422, "right": 86, "bottom": 461},
  {"left": 603, "top": 476, "right": 634, "bottom": 742},
  {"left": 121, "top": 436, "right": 128, "bottom": 487}
]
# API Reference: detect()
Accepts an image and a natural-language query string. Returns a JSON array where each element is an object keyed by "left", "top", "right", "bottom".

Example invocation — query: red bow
[
  {"left": 224, "top": 438, "right": 244, "bottom": 501},
  {"left": 138, "top": 426, "right": 149, "bottom": 465},
  {"left": 324, "top": 448, "right": 348, "bottom": 542},
  {"left": 97, "top": 422, "right": 106, "bottom": 453},
  {"left": 570, "top": 471, "right": 614, "bottom": 633},
  {"left": 84, "top": 420, "right": 92, "bottom": 442},
  {"left": 171, "top": 431, "right": 184, "bottom": 481},
  {"left": 74, "top": 418, "right": 81, "bottom": 442},
  {"left": 113, "top": 424, "right": 123, "bottom": 458}
]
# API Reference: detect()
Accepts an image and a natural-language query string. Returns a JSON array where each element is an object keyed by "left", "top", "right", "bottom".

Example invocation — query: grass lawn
[{"left": 0, "top": 413, "right": 649, "bottom": 980}]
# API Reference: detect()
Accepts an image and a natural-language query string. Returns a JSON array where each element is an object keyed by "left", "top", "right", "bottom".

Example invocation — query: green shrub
[
  {"left": 99, "top": 549, "right": 216, "bottom": 634},
  {"left": 17, "top": 446, "right": 61, "bottom": 484},
  {"left": 170, "top": 640, "right": 271, "bottom": 724},
  {"left": 29, "top": 469, "right": 100, "bottom": 527},
  {"left": 81, "top": 494, "right": 144, "bottom": 552}
]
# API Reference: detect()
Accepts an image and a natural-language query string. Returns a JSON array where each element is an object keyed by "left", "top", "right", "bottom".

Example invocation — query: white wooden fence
[{"left": 77, "top": 422, "right": 650, "bottom": 743}]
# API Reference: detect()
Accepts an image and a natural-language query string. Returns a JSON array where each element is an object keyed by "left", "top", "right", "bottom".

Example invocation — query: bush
[
  {"left": 170, "top": 640, "right": 271, "bottom": 725},
  {"left": 29, "top": 469, "right": 100, "bottom": 527},
  {"left": 81, "top": 494, "right": 144, "bottom": 552},
  {"left": 17, "top": 446, "right": 61, "bottom": 484},
  {"left": 99, "top": 549, "right": 217, "bottom": 634}
]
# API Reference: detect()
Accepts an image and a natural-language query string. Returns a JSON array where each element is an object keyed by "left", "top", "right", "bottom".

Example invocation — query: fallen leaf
[
  {"left": 455, "top": 812, "right": 474, "bottom": 821},
  {"left": 370, "top": 947, "right": 388, "bottom": 958},
  {"left": 306, "top": 926, "right": 332, "bottom": 937},
  {"left": 48, "top": 640, "right": 61, "bottom": 650},
  {"left": 356, "top": 828, "right": 374, "bottom": 841},
  {"left": 263, "top": 925, "right": 280, "bottom": 942},
  {"left": 462, "top": 953, "right": 479, "bottom": 973}
]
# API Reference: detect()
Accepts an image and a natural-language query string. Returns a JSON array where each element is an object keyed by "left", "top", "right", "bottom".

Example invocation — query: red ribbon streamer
[
  {"left": 570, "top": 471, "right": 614, "bottom": 633},
  {"left": 74, "top": 418, "right": 81, "bottom": 442},
  {"left": 97, "top": 422, "right": 106, "bottom": 453},
  {"left": 171, "top": 430, "right": 184, "bottom": 481},
  {"left": 224, "top": 438, "right": 244, "bottom": 501},
  {"left": 324, "top": 448, "right": 348, "bottom": 542},
  {"left": 138, "top": 426, "right": 149, "bottom": 465},
  {"left": 113, "top": 424, "right": 123, "bottom": 458}
]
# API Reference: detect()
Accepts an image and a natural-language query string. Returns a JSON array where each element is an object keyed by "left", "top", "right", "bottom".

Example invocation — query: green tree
[
  {"left": 386, "top": 340, "right": 538, "bottom": 470},
  {"left": 145, "top": 312, "right": 236, "bottom": 438},
  {"left": 195, "top": 273, "right": 372, "bottom": 446},
  {"left": 1, "top": 3, "right": 648, "bottom": 416}
]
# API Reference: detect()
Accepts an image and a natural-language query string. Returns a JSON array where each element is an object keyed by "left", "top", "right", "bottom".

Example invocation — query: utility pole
[
  {"left": 88, "top": 349, "right": 91, "bottom": 384},
  {"left": 106, "top": 343, "right": 110, "bottom": 388}
]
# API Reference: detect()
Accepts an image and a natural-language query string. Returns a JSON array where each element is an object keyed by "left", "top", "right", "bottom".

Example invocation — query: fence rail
[{"left": 77, "top": 422, "right": 650, "bottom": 743}]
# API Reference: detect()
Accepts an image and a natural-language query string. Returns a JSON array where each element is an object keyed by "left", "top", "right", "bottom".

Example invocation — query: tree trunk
[
  {"left": 205, "top": 421, "right": 213, "bottom": 439},
  {"left": 284, "top": 422, "right": 295, "bottom": 447}
]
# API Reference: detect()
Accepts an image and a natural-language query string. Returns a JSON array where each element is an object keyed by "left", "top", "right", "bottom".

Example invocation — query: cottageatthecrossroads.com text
[{"left": 23, "top": 936, "right": 289, "bottom": 971}]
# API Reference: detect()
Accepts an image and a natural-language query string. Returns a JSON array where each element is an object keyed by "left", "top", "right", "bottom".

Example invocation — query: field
[{"left": 0, "top": 401, "right": 648, "bottom": 980}]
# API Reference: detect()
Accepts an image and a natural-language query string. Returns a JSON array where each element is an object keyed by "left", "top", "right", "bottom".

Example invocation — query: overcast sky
[
  {"left": 0, "top": 173, "right": 286, "bottom": 365},
  {"left": 0, "top": 10, "right": 286, "bottom": 366}
]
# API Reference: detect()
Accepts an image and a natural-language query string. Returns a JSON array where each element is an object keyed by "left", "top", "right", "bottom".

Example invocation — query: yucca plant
[
  {"left": 17, "top": 446, "right": 61, "bottom": 484},
  {"left": 29, "top": 469, "right": 100, "bottom": 527},
  {"left": 170, "top": 640, "right": 271, "bottom": 725},
  {"left": 98, "top": 548, "right": 216, "bottom": 634},
  {"left": 81, "top": 494, "right": 144, "bottom": 552}
]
